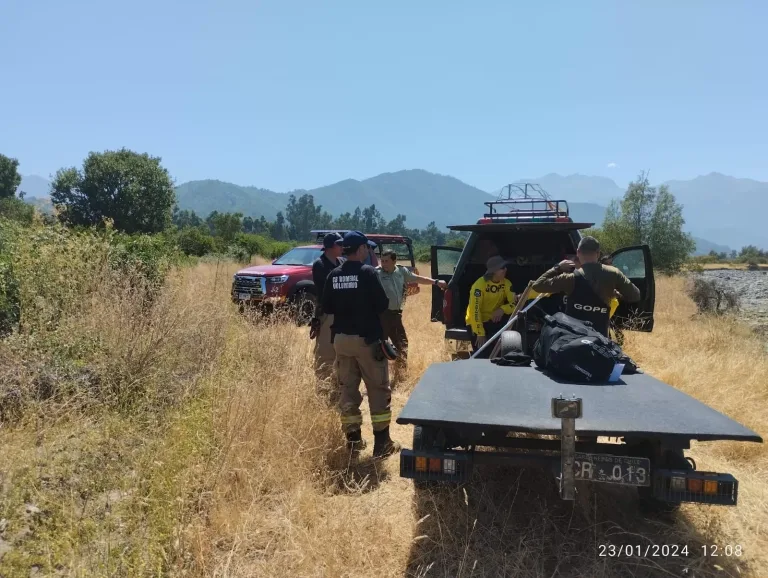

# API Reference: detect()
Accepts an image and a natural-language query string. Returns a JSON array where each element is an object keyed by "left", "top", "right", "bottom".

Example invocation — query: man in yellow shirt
[{"left": 466, "top": 256, "right": 516, "bottom": 357}]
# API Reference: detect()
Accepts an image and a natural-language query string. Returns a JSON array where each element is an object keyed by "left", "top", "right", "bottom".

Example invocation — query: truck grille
[{"left": 233, "top": 275, "right": 266, "bottom": 296}]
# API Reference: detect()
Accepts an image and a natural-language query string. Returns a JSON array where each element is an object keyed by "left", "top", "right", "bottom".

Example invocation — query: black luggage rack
[{"left": 482, "top": 183, "right": 571, "bottom": 222}]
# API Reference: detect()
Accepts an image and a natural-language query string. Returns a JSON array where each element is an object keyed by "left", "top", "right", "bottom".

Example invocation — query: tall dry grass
[{"left": 2, "top": 264, "right": 767, "bottom": 578}]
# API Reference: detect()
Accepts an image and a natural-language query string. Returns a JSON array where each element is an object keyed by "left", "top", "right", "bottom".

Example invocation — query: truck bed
[{"left": 397, "top": 361, "right": 763, "bottom": 443}]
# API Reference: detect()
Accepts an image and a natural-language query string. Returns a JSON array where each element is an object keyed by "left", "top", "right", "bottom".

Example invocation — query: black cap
[
  {"left": 578, "top": 236, "right": 600, "bottom": 253},
  {"left": 323, "top": 232, "right": 343, "bottom": 249},
  {"left": 342, "top": 230, "right": 377, "bottom": 252}
]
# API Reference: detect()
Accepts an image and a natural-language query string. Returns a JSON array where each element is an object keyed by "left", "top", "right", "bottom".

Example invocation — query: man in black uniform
[
  {"left": 321, "top": 231, "right": 401, "bottom": 458},
  {"left": 310, "top": 233, "right": 344, "bottom": 388},
  {"left": 531, "top": 236, "right": 641, "bottom": 337}
]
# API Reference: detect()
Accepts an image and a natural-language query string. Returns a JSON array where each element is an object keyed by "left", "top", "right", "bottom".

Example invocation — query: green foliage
[
  {"left": 0, "top": 252, "right": 20, "bottom": 335},
  {"left": 0, "top": 196, "right": 35, "bottom": 224},
  {"left": 232, "top": 233, "right": 268, "bottom": 263},
  {"left": 206, "top": 211, "right": 243, "bottom": 242},
  {"left": 0, "top": 153, "right": 22, "bottom": 198},
  {"left": 172, "top": 207, "right": 203, "bottom": 228},
  {"left": 51, "top": 148, "right": 175, "bottom": 234},
  {"left": 286, "top": 194, "right": 331, "bottom": 241},
  {"left": 587, "top": 172, "right": 695, "bottom": 273},
  {"left": 177, "top": 226, "right": 215, "bottom": 257},
  {"left": 106, "top": 230, "right": 183, "bottom": 292},
  {"left": 266, "top": 241, "right": 295, "bottom": 260}
]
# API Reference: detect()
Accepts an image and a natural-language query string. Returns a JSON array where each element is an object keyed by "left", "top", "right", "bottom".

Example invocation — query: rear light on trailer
[
  {"left": 400, "top": 450, "right": 471, "bottom": 483},
  {"left": 670, "top": 476, "right": 686, "bottom": 492},
  {"left": 653, "top": 470, "right": 739, "bottom": 506}
]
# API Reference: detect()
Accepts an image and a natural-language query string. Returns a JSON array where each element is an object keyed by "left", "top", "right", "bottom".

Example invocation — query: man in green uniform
[
  {"left": 376, "top": 250, "right": 447, "bottom": 383},
  {"left": 531, "top": 236, "right": 640, "bottom": 337}
]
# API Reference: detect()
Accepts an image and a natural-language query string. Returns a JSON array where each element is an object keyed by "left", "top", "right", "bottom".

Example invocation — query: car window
[
  {"left": 378, "top": 243, "right": 413, "bottom": 263},
  {"left": 611, "top": 248, "right": 646, "bottom": 278},
  {"left": 434, "top": 248, "right": 462, "bottom": 276},
  {"left": 273, "top": 247, "right": 322, "bottom": 266}
]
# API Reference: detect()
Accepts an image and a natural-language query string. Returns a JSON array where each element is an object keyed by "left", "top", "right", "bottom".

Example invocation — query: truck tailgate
[{"left": 397, "top": 362, "right": 762, "bottom": 443}]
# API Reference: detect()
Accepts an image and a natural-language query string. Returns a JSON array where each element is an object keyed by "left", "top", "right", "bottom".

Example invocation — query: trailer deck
[{"left": 397, "top": 361, "right": 762, "bottom": 443}]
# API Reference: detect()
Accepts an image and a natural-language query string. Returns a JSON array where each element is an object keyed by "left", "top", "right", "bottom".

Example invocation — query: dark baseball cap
[
  {"left": 485, "top": 255, "right": 510, "bottom": 275},
  {"left": 322, "top": 232, "right": 343, "bottom": 249},
  {"left": 342, "top": 230, "right": 377, "bottom": 251},
  {"left": 578, "top": 236, "right": 600, "bottom": 253}
]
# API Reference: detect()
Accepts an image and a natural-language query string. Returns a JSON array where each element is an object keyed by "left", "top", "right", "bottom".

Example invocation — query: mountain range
[{"left": 21, "top": 170, "right": 768, "bottom": 254}]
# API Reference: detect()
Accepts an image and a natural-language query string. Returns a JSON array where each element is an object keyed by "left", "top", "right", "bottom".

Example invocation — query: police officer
[
  {"left": 531, "top": 236, "right": 640, "bottom": 337},
  {"left": 321, "top": 231, "right": 401, "bottom": 458},
  {"left": 310, "top": 233, "right": 344, "bottom": 390},
  {"left": 376, "top": 250, "right": 447, "bottom": 384}
]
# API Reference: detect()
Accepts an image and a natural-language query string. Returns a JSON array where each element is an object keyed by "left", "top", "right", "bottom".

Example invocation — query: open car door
[
  {"left": 430, "top": 246, "right": 463, "bottom": 322},
  {"left": 604, "top": 244, "right": 655, "bottom": 332}
]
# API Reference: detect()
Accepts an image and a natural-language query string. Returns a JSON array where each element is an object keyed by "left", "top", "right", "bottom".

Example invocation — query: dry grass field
[{"left": 1, "top": 261, "right": 767, "bottom": 578}]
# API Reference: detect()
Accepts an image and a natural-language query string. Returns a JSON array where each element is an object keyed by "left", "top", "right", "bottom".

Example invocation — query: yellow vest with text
[{"left": 465, "top": 277, "right": 516, "bottom": 336}]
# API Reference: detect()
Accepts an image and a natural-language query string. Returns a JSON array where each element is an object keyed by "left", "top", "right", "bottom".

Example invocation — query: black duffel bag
[{"left": 533, "top": 312, "right": 624, "bottom": 383}]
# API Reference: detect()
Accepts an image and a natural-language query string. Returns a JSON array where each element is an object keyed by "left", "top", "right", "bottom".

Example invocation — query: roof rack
[{"left": 479, "top": 183, "right": 572, "bottom": 224}]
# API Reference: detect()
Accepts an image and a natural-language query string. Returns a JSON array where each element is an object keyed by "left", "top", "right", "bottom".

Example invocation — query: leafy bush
[
  {"left": 0, "top": 196, "right": 35, "bottom": 225},
  {"left": 266, "top": 241, "right": 294, "bottom": 260},
  {"left": 177, "top": 226, "right": 215, "bottom": 257},
  {"left": 686, "top": 277, "right": 740, "bottom": 314}
]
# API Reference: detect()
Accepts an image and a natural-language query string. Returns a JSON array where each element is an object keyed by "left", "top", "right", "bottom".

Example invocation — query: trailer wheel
[{"left": 499, "top": 331, "right": 522, "bottom": 355}]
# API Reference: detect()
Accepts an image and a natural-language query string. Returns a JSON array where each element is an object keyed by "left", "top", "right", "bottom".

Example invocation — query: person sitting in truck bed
[
  {"left": 531, "top": 236, "right": 640, "bottom": 337},
  {"left": 466, "top": 255, "right": 516, "bottom": 357}
]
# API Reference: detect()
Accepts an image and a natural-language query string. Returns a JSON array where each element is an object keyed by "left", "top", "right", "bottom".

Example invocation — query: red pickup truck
[{"left": 232, "top": 230, "right": 420, "bottom": 325}]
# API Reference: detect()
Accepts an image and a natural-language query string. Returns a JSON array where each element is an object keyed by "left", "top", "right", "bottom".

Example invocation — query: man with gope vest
[
  {"left": 321, "top": 231, "right": 401, "bottom": 458},
  {"left": 531, "top": 236, "right": 640, "bottom": 337}
]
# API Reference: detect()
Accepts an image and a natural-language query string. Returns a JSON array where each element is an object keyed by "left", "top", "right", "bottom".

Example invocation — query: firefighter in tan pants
[
  {"left": 321, "top": 231, "right": 401, "bottom": 457},
  {"left": 310, "top": 233, "right": 344, "bottom": 400}
]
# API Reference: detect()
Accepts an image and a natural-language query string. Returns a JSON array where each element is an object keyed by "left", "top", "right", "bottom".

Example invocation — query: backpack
[{"left": 533, "top": 312, "right": 623, "bottom": 383}]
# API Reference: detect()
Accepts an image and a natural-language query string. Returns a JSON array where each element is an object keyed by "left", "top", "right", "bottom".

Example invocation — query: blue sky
[{"left": 2, "top": 0, "right": 765, "bottom": 193}]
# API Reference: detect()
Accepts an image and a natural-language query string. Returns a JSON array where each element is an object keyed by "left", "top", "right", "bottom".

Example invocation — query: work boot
[
  {"left": 346, "top": 429, "right": 367, "bottom": 452},
  {"left": 373, "top": 427, "right": 401, "bottom": 459}
]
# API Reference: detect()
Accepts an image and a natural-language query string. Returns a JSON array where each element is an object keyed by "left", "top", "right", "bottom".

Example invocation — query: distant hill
[
  {"left": 18, "top": 175, "right": 51, "bottom": 198},
  {"left": 176, "top": 169, "right": 610, "bottom": 231},
  {"left": 173, "top": 180, "right": 287, "bottom": 221}
]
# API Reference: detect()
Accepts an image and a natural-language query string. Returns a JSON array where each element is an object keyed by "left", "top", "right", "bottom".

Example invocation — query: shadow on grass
[{"left": 406, "top": 465, "right": 750, "bottom": 578}]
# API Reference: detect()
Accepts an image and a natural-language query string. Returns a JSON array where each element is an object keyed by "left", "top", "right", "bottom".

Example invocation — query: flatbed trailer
[{"left": 397, "top": 361, "right": 763, "bottom": 511}]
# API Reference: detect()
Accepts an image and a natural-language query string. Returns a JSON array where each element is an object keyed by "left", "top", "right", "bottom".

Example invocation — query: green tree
[
  {"left": 271, "top": 211, "right": 287, "bottom": 241},
  {"left": 362, "top": 204, "right": 385, "bottom": 232},
  {"left": 50, "top": 148, "right": 175, "bottom": 233},
  {"left": 286, "top": 193, "right": 326, "bottom": 240},
  {"left": 234, "top": 233, "right": 266, "bottom": 262},
  {"left": 209, "top": 212, "right": 243, "bottom": 242},
  {"left": 177, "top": 226, "right": 214, "bottom": 256},
  {"left": 385, "top": 214, "right": 407, "bottom": 235},
  {"left": 589, "top": 173, "right": 694, "bottom": 273},
  {"left": 647, "top": 185, "right": 696, "bottom": 272},
  {"left": 173, "top": 208, "right": 203, "bottom": 229},
  {"left": 0, "top": 154, "right": 22, "bottom": 199}
]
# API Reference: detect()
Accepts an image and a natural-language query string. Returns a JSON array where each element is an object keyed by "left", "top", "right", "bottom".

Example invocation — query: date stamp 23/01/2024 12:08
[{"left": 598, "top": 544, "right": 743, "bottom": 558}]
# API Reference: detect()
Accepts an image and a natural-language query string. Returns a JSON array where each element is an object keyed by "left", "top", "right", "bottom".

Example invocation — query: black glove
[
  {"left": 372, "top": 339, "right": 398, "bottom": 361},
  {"left": 491, "top": 352, "right": 533, "bottom": 367},
  {"left": 309, "top": 317, "right": 321, "bottom": 340}
]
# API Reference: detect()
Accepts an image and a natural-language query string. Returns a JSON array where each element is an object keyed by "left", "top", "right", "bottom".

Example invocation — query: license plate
[
  {"left": 238, "top": 292, "right": 251, "bottom": 300},
  {"left": 574, "top": 452, "right": 650, "bottom": 487}
]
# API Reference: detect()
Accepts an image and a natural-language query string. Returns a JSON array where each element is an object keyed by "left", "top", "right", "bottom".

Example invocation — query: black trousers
[
  {"left": 380, "top": 310, "right": 408, "bottom": 364},
  {"left": 470, "top": 316, "right": 511, "bottom": 359}
]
